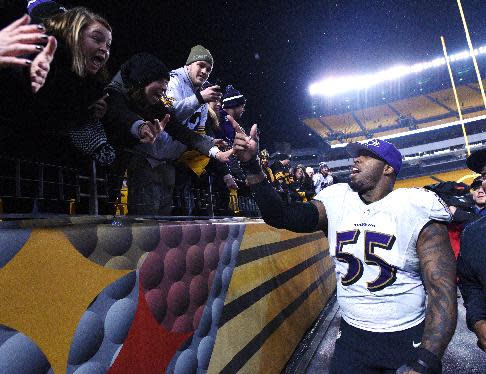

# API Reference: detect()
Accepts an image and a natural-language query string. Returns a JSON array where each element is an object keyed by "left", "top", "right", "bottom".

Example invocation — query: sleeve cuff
[
  {"left": 131, "top": 119, "right": 146, "bottom": 138},
  {"left": 195, "top": 90, "right": 205, "bottom": 104},
  {"left": 208, "top": 146, "right": 220, "bottom": 158}
]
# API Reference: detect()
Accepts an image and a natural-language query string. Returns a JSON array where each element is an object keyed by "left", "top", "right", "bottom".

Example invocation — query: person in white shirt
[
  {"left": 305, "top": 166, "right": 314, "bottom": 179},
  {"left": 231, "top": 122, "right": 457, "bottom": 374},
  {"left": 313, "top": 162, "right": 335, "bottom": 194}
]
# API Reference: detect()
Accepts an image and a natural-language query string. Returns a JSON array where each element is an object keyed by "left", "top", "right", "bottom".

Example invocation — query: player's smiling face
[{"left": 349, "top": 150, "right": 387, "bottom": 194}]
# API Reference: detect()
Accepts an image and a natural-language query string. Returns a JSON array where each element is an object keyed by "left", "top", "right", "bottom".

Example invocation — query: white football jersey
[{"left": 314, "top": 183, "right": 452, "bottom": 332}]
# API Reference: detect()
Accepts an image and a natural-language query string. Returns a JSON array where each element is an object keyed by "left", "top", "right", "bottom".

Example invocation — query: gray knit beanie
[{"left": 186, "top": 45, "right": 213, "bottom": 66}]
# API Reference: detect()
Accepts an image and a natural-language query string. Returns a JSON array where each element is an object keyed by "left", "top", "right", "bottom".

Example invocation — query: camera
[{"left": 202, "top": 79, "right": 224, "bottom": 91}]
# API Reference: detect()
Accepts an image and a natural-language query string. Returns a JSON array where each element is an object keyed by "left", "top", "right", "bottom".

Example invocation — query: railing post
[
  {"left": 15, "top": 159, "right": 21, "bottom": 197},
  {"left": 58, "top": 166, "right": 64, "bottom": 201},
  {"left": 89, "top": 160, "right": 98, "bottom": 215},
  {"left": 38, "top": 164, "right": 44, "bottom": 199},
  {"left": 207, "top": 174, "right": 215, "bottom": 218}
]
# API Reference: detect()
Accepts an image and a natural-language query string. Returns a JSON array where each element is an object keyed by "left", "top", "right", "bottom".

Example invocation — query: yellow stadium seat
[
  {"left": 323, "top": 113, "right": 361, "bottom": 134},
  {"left": 392, "top": 96, "right": 449, "bottom": 120},
  {"left": 355, "top": 105, "right": 398, "bottom": 130}
]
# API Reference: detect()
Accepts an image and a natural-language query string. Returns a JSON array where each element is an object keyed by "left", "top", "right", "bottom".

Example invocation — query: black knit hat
[
  {"left": 222, "top": 85, "right": 246, "bottom": 109},
  {"left": 120, "top": 53, "right": 170, "bottom": 91},
  {"left": 470, "top": 176, "right": 484, "bottom": 190},
  {"left": 466, "top": 148, "right": 486, "bottom": 174}
]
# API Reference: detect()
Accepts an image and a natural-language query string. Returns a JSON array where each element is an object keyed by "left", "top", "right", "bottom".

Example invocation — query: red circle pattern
[{"left": 140, "top": 222, "right": 230, "bottom": 332}]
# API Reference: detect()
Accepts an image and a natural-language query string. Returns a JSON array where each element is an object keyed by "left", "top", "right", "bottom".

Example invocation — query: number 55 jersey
[{"left": 314, "top": 183, "right": 452, "bottom": 332}]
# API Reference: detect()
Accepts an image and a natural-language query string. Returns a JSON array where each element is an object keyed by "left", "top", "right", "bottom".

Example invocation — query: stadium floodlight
[{"left": 309, "top": 44, "right": 486, "bottom": 97}]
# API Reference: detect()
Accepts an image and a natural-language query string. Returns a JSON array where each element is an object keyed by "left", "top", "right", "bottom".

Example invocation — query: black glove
[{"left": 396, "top": 347, "right": 442, "bottom": 374}]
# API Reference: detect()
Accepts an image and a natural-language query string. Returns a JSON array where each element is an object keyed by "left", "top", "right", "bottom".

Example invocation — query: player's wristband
[
  {"left": 411, "top": 348, "right": 442, "bottom": 374},
  {"left": 240, "top": 156, "right": 263, "bottom": 175}
]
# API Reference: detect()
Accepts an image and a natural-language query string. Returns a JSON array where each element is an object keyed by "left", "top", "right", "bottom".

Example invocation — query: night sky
[{"left": 2, "top": 0, "right": 486, "bottom": 150}]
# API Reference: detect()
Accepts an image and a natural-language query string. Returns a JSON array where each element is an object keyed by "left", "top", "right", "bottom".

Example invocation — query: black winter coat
[{"left": 457, "top": 216, "right": 486, "bottom": 331}]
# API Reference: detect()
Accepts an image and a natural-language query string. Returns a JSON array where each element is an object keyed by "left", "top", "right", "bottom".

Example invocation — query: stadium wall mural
[{"left": 0, "top": 217, "right": 335, "bottom": 374}]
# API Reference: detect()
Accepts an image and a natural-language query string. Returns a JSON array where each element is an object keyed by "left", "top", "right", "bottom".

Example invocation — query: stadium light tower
[{"left": 309, "top": 45, "right": 486, "bottom": 97}]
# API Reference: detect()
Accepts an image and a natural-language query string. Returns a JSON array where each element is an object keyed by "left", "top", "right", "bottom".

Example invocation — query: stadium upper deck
[
  {"left": 303, "top": 49, "right": 486, "bottom": 145},
  {"left": 303, "top": 78, "right": 486, "bottom": 145}
]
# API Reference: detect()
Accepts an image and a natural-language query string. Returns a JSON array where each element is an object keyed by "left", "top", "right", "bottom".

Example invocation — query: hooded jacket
[{"left": 167, "top": 66, "right": 208, "bottom": 128}]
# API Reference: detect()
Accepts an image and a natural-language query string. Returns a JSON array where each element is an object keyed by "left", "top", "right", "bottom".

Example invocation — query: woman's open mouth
[{"left": 90, "top": 55, "right": 106, "bottom": 70}]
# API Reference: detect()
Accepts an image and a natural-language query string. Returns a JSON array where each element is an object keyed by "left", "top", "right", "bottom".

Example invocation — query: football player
[{"left": 231, "top": 118, "right": 457, "bottom": 374}]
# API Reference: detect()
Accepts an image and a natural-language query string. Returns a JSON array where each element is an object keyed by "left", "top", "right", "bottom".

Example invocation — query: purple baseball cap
[
  {"left": 346, "top": 139, "right": 403, "bottom": 175},
  {"left": 27, "top": 0, "right": 67, "bottom": 23}
]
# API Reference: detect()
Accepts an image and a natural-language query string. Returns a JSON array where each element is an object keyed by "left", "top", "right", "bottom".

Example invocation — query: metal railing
[{"left": 0, "top": 156, "right": 260, "bottom": 218}]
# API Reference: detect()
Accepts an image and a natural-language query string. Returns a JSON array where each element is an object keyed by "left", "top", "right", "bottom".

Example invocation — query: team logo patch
[{"left": 365, "top": 139, "right": 381, "bottom": 147}]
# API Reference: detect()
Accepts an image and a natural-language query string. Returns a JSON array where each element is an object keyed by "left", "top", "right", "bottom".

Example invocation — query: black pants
[
  {"left": 127, "top": 156, "right": 175, "bottom": 216},
  {"left": 330, "top": 319, "right": 424, "bottom": 374}
]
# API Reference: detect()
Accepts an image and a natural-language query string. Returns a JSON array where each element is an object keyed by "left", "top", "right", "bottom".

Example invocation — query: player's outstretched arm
[
  {"left": 415, "top": 221, "right": 457, "bottom": 372},
  {"left": 229, "top": 115, "right": 327, "bottom": 233}
]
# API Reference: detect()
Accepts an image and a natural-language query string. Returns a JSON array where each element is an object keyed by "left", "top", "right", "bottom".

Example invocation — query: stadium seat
[
  {"left": 355, "top": 105, "right": 398, "bottom": 130},
  {"left": 324, "top": 113, "right": 361, "bottom": 134},
  {"left": 457, "top": 86, "right": 484, "bottom": 110},
  {"left": 392, "top": 96, "right": 449, "bottom": 120},
  {"left": 303, "top": 118, "right": 330, "bottom": 138},
  {"left": 464, "top": 109, "right": 486, "bottom": 119},
  {"left": 416, "top": 116, "right": 458, "bottom": 129},
  {"left": 374, "top": 128, "right": 407, "bottom": 137},
  {"left": 303, "top": 83, "right": 486, "bottom": 143}
]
